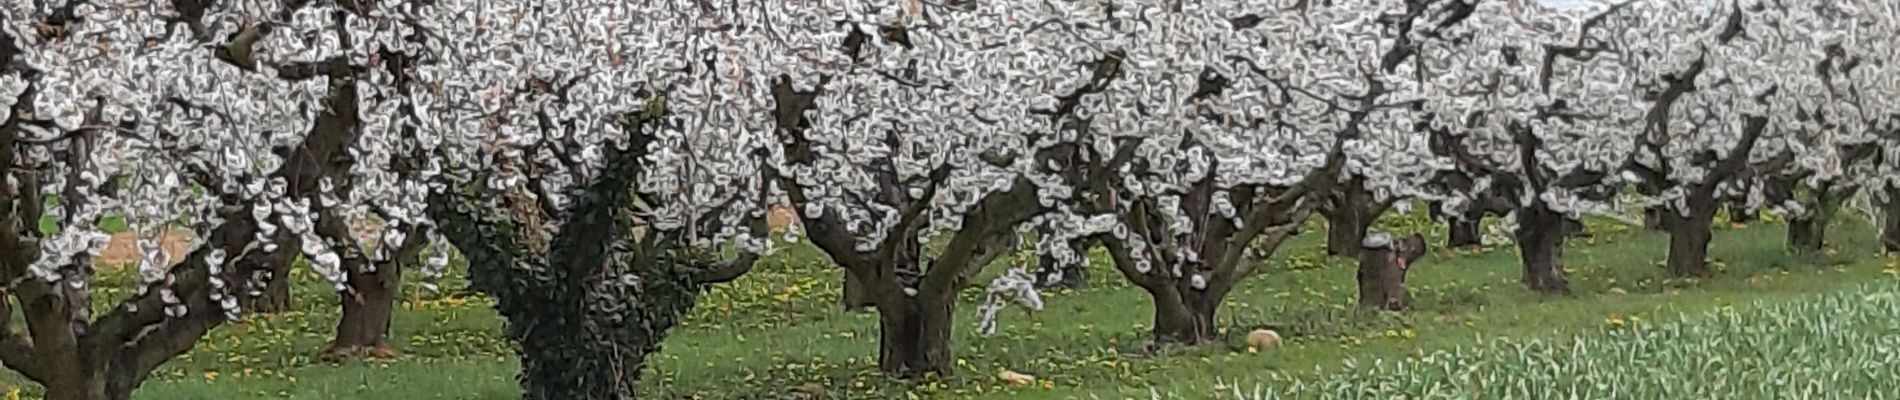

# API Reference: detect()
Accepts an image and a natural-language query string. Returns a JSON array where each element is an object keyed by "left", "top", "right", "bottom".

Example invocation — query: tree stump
[{"left": 1357, "top": 232, "right": 1428, "bottom": 311}]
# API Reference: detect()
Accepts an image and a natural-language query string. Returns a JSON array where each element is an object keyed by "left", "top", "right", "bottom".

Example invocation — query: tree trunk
[
  {"left": 1145, "top": 284, "right": 1219, "bottom": 345},
  {"left": 1786, "top": 216, "right": 1824, "bottom": 256},
  {"left": 874, "top": 292, "right": 955, "bottom": 378},
  {"left": 248, "top": 246, "right": 297, "bottom": 314},
  {"left": 1326, "top": 206, "right": 1370, "bottom": 258},
  {"left": 1563, "top": 217, "right": 1588, "bottom": 238},
  {"left": 1643, "top": 206, "right": 1673, "bottom": 231},
  {"left": 1446, "top": 214, "right": 1483, "bottom": 249},
  {"left": 1882, "top": 186, "right": 1900, "bottom": 254},
  {"left": 323, "top": 263, "right": 402, "bottom": 361},
  {"left": 1664, "top": 192, "right": 1719, "bottom": 278},
  {"left": 1034, "top": 251, "right": 1087, "bottom": 290},
  {"left": 1786, "top": 184, "right": 1839, "bottom": 258},
  {"left": 1356, "top": 252, "right": 1409, "bottom": 311},
  {"left": 1357, "top": 234, "right": 1425, "bottom": 311},
  {"left": 841, "top": 272, "right": 876, "bottom": 312},
  {"left": 1034, "top": 235, "right": 1089, "bottom": 290},
  {"left": 41, "top": 378, "right": 108, "bottom": 400},
  {"left": 1514, "top": 207, "right": 1568, "bottom": 294}
]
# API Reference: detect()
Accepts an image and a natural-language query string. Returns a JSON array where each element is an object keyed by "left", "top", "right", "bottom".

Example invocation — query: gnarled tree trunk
[{"left": 1514, "top": 206, "right": 1569, "bottom": 293}]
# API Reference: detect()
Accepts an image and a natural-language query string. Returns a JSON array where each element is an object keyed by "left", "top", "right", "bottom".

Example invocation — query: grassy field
[{"left": 4, "top": 212, "right": 1896, "bottom": 399}]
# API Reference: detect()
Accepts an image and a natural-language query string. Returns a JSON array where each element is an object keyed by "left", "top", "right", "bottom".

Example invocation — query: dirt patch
[
  {"left": 97, "top": 221, "right": 387, "bottom": 268},
  {"left": 769, "top": 204, "right": 799, "bottom": 231},
  {"left": 99, "top": 228, "right": 196, "bottom": 267}
]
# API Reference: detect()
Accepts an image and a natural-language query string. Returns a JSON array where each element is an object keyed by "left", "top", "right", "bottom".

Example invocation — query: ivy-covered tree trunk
[
  {"left": 1664, "top": 191, "right": 1720, "bottom": 278},
  {"left": 1785, "top": 184, "right": 1840, "bottom": 257},
  {"left": 1514, "top": 206, "right": 1569, "bottom": 294},
  {"left": 432, "top": 111, "right": 766, "bottom": 399},
  {"left": 1356, "top": 233, "right": 1426, "bottom": 311}
]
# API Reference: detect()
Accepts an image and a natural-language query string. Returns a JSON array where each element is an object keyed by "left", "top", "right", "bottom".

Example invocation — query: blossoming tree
[
  {"left": 0, "top": 0, "right": 442, "bottom": 398},
  {"left": 418, "top": 0, "right": 775, "bottom": 397}
]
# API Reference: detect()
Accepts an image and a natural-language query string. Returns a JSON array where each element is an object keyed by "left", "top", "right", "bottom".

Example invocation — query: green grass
[
  {"left": 2, "top": 214, "right": 1894, "bottom": 399},
  {"left": 1174, "top": 281, "right": 1900, "bottom": 399}
]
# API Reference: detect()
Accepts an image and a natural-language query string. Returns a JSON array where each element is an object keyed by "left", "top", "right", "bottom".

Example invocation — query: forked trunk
[
  {"left": 1514, "top": 207, "right": 1568, "bottom": 294},
  {"left": 1146, "top": 284, "right": 1219, "bottom": 345},
  {"left": 874, "top": 291, "right": 955, "bottom": 378},
  {"left": 1664, "top": 191, "right": 1719, "bottom": 278}
]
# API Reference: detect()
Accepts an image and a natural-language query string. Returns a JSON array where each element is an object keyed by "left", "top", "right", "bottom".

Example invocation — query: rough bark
[
  {"left": 1514, "top": 207, "right": 1569, "bottom": 293},
  {"left": 1324, "top": 180, "right": 1382, "bottom": 257},
  {"left": 840, "top": 273, "right": 876, "bottom": 312},
  {"left": 1357, "top": 233, "right": 1427, "bottom": 311},
  {"left": 1145, "top": 284, "right": 1219, "bottom": 345},
  {"left": 1664, "top": 192, "right": 1719, "bottom": 278},
  {"left": 322, "top": 220, "right": 425, "bottom": 361},
  {"left": 872, "top": 289, "right": 955, "bottom": 377},
  {"left": 323, "top": 266, "right": 400, "bottom": 360}
]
